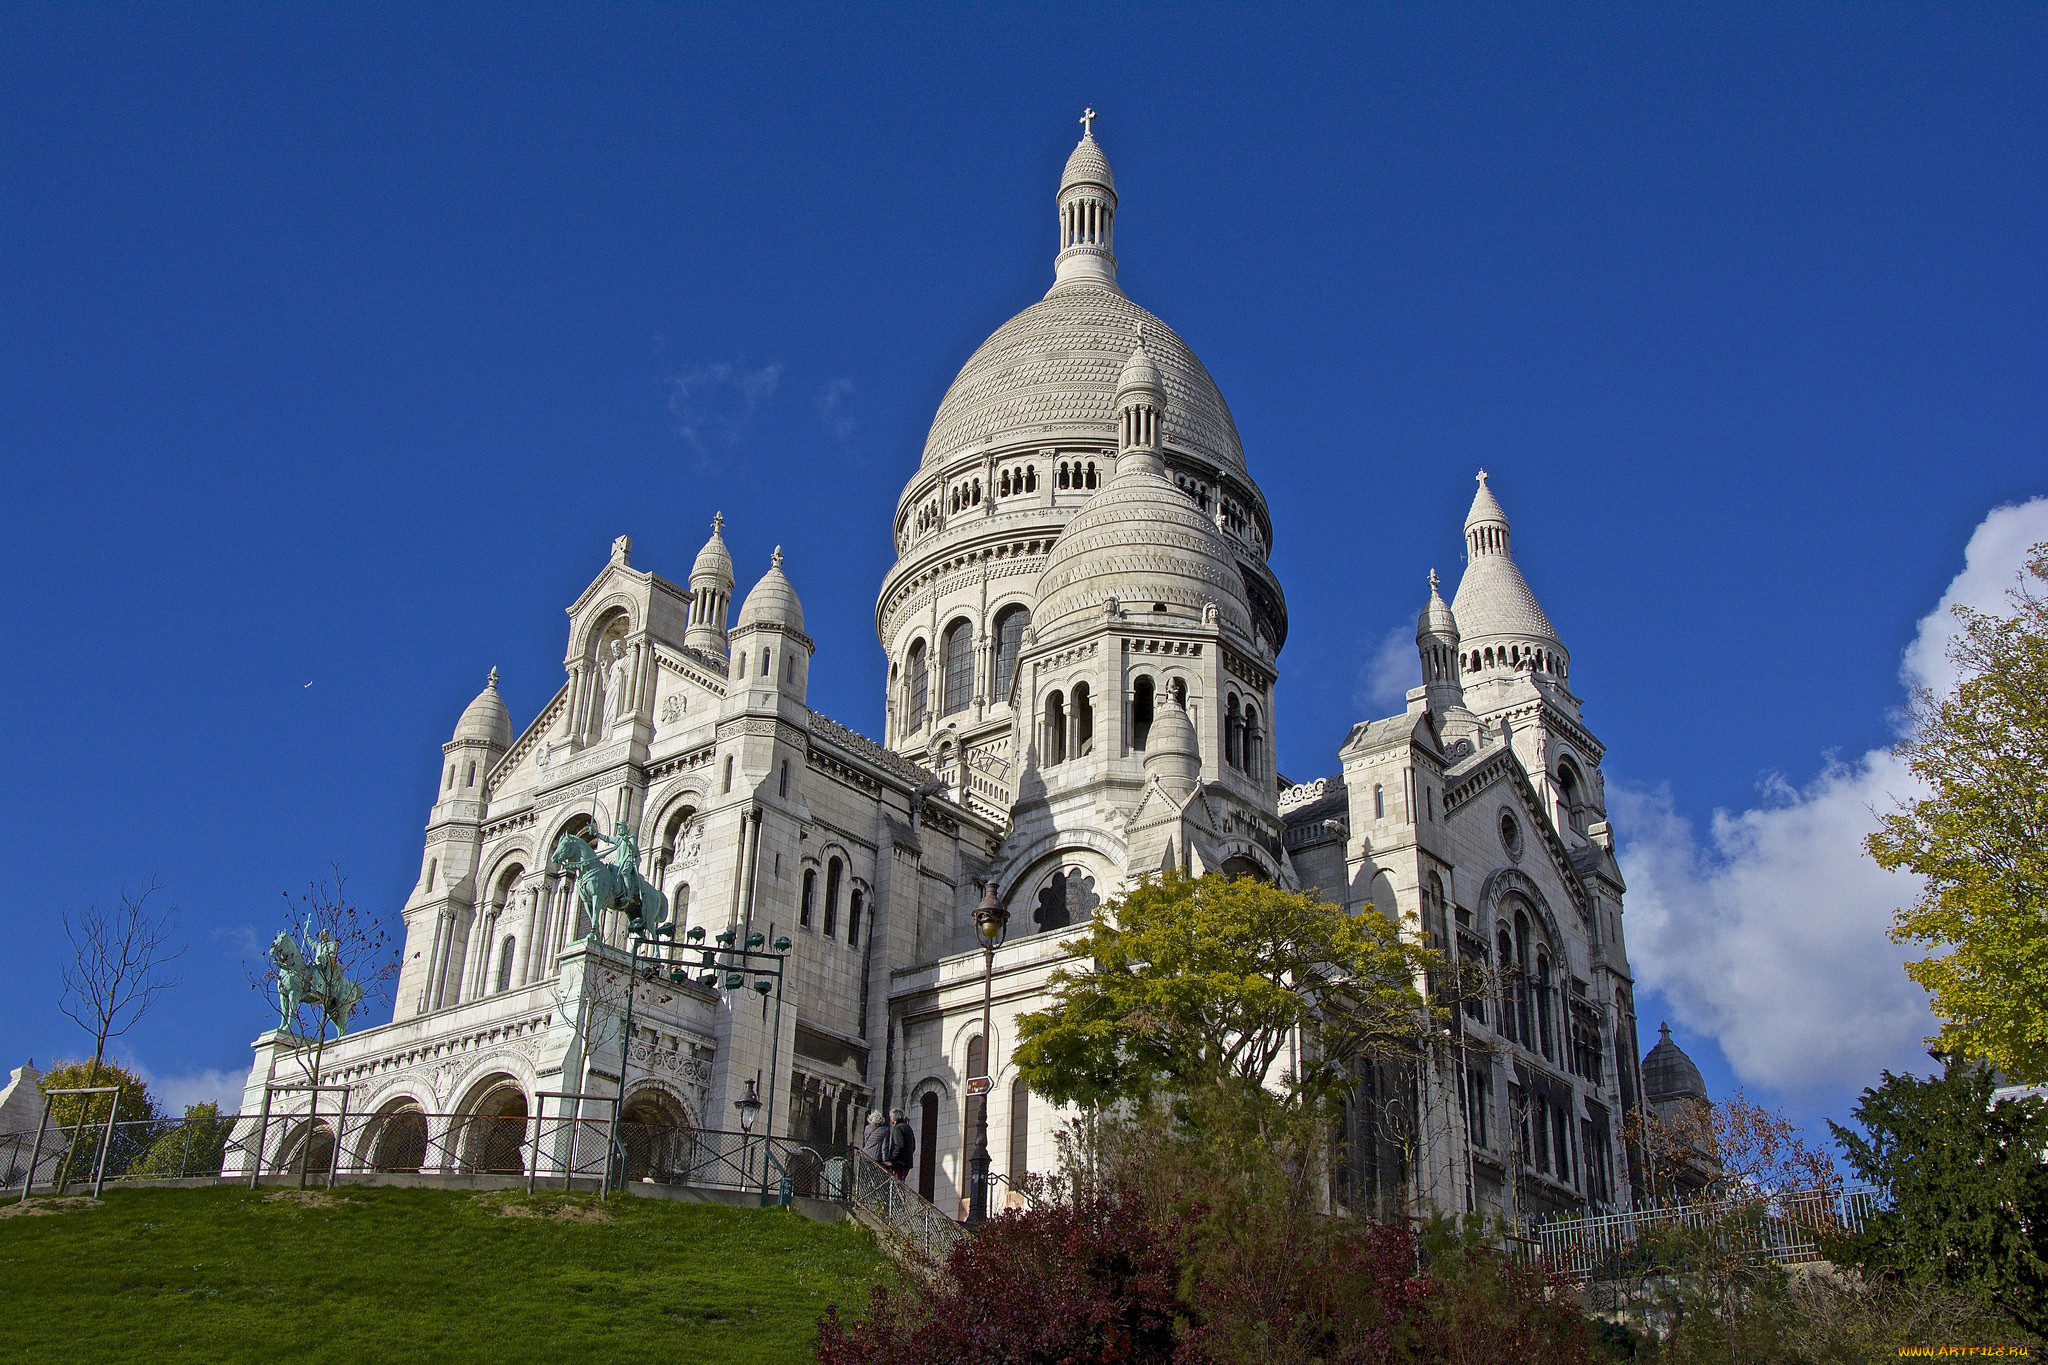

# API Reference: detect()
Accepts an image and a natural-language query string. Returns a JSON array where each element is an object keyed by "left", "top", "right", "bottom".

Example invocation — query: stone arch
[
  {"left": 580, "top": 598, "right": 638, "bottom": 657},
  {"left": 452, "top": 1070, "right": 530, "bottom": 1175},
  {"left": 1477, "top": 867, "right": 1568, "bottom": 962},
  {"left": 364, "top": 1096, "right": 430, "bottom": 1173},
  {"left": 618, "top": 1083, "right": 694, "bottom": 1183},
  {"left": 270, "top": 1116, "right": 337, "bottom": 1176},
  {"left": 995, "top": 829, "right": 1126, "bottom": 906}
]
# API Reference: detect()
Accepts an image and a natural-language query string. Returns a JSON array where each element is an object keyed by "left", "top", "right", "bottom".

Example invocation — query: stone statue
[
  {"left": 551, "top": 827, "right": 670, "bottom": 939},
  {"left": 269, "top": 928, "right": 365, "bottom": 1035},
  {"left": 601, "top": 640, "right": 631, "bottom": 729}
]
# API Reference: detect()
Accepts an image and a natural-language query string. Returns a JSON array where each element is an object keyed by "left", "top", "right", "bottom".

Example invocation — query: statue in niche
[{"left": 601, "top": 639, "right": 631, "bottom": 730}]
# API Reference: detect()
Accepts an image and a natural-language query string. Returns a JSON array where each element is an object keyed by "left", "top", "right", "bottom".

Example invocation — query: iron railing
[
  {"left": 4, "top": 1111, "right": 876, "bottom": 1204},
  {"left": 844, "top": 1149, "right": 966, "bottom": 1266},
  {"left": 1531, "top": 1183, "right": 1886, "bottom": 1281}
]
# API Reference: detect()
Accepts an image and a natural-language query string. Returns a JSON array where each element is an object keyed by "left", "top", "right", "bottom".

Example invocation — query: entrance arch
[{"left": 456, "top": 1074, "right": 529, "bottom": 1175}]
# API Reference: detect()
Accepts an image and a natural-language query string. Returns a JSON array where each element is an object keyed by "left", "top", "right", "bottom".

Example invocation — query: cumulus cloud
[
  {"left": 1618, "top": 497, "right": 2048, "bottom": 1100},
  {"left": 667, "top": 361, "right": 783, "bottom": 454},
  {"left": 813, "top": 377, "right": 857, "bottom": 437},
  {"left": 1354, "top": 625, "right": 1421, "bottom": 717},
  {"left": 128, "top": 1060, "right": 248, "bottom": 1114}
]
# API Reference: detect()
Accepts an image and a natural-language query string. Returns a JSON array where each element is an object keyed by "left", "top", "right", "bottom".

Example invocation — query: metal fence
[
  {"left": 1531, "top": 1183, "right": 1887, "bottom": 1281},
  {"left": 4, "top": 1109, "right": 878, "bottom": 1204},
  {"left": 843, "top": 1148, "right": 967, "bottom": 1267}
]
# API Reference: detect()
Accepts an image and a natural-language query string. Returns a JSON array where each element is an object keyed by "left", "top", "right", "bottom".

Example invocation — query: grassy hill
[{"left": 0, "top": 1185, "right": 889, "bottom": 1364}]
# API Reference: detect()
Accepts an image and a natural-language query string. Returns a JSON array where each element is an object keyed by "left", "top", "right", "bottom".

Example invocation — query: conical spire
[
  {"left": 1450, "top": 472, "right": 1564, "bottom": 667},
  {"left": 452, "top": 668, "right": 513, "bottom": 749},
  {"left": 1051, "top": 109, "right": 1121, "bottom": 294}
]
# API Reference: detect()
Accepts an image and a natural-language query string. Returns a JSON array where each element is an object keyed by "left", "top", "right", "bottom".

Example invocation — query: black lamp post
[
  {"left": 734, "top": 1075, "right": 762, "bottom": 1133},
  {"left": 967, "top": 880, "right": 1010, "bottom": 1225}
]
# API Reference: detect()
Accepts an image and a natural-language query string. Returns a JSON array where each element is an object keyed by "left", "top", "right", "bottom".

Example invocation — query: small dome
[
  {"left": 1417, "top": 570, "right": 1458, "bottom": 640},
  {"left": 690, "top": 513, "right": 734, "bottom": 587},
  {"left": 453, "top": 668, "right": 514, "bottom": 749},
  {"left": 1061, "top": 133, "right": 1116, "bottom": 197},
  {"left": 735, "top": 547, "right": 804, "bottom": 633},
  {"left": 1116, "top": 338, "right": 1165, "bottom": 403},
  {"left": 1143, "top": 701, "right": 1201, "bottom": 794},
  {"left": 1465, "top": 470, "right": 1508, "bottom": 534},
  {"left": 1642, "top": 1023, "right": 1710, "bottom": 1106},
  {"left": 1034, "top": 467, "right": 1251, "bottom": 638}
]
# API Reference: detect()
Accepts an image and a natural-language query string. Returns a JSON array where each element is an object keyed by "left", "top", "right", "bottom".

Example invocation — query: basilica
[{"left": 236, "top": 120, "right": 1654, "bottom": 1225}]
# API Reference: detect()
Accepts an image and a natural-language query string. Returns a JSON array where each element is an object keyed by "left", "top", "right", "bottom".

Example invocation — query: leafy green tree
[
  {"left": 1868, "top": 542, "right": 2048, "bottom": 1081},
  {"left": 132, "top": 1102, "right": 236, "bottom": 1178},
  {"left": 37, "top": 1059, "right": 162, "bottom": 1181},
  {"left": 1828, "top": 1065, "right": 2048, "bottom": 1337},
  {"left": 1012, "top": 872, "right": 1432, "bottom": 1110}
]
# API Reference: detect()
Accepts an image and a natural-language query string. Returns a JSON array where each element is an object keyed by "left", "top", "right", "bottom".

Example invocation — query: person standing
[
  {"left": 886, "top": 1106, "right": 916, "bottom": 1183},
  {"left": 860, "top": 1110, "right": 890, "bottom": 1166}
]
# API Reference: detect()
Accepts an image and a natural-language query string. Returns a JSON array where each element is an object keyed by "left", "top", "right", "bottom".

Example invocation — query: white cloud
[
  {"left": 667, "top": 361, "right": 783, "bottom": 454},
  {"left": 1617, "top": 496, "right": 2048, "bottom": 1100},
  {"left": 813, "top": 377, "right": 856, "bottom": 437},
  {"left": 127, "top": 1060, "right": 248, "bottom": 1114},
  {"left": 1353, "top": 625, "right": 1420, "bottom": 717}
]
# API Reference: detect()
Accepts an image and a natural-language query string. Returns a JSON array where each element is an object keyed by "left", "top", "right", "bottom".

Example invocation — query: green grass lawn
[{"left": 0, "top": 1185, "right": 890, "bottom": 1364}]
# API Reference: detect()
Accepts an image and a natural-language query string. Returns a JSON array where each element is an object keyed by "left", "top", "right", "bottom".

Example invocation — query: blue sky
[{"left": 2, "top": 6, "right": 2042, "bottom": 1138}]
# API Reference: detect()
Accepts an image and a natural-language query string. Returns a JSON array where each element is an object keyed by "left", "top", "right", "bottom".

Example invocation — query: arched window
[
  {"left": 1497, "top": 929, "right": 1517, "bottom": 1046},
  {"left": 847, "top": 889, "right": 864, "bottom": 947},
  {"left": 466, "top": 761, "right": 476, "bottom": 787},
  {"left": 496, "top": 936, "right": 516, "bottom": 992},
  {"left": 906, "top": 640, "right": 929, "bottom": 731},
  {"left": 1558, "top": 760, "right": 1591, "bottom": 836},
  {"left": 1130, "top": 675, "right": 1155, "bottom": 751},
  {"left": 1072, "top": 682, "right": 1093, "bottom": 757},
  {"left": 1374, "top": 784, "right": 1385, "bottom": 819},
  {"left": 1168, "top": 677, "right": 1187, "bottom": 709},
  {"left": 445, "top": 764, "right": 455, "bottom": 790},
  {"left": 963, "top": 1034, "right": 987, "bottom": 1183},
  {"left": 761, "top": 648, "right": 772, "bottom": 677},
  {"left": 918, "top": 1093, "right": 938, "bottom": 1200},
  {"left": 824, "top": 857, "right": 843, "bottom": 938},
  {"left": 1025, "top": 466, "right": 1037, "bottom": 492},
  {"left": 1513, "top": 910, "right": 1533, "bottom": 1046},
  {"left": 1042, "top": 691, "right": 1067, "bottom": 765},
  {"left": 992, "top": 606, "right": 1029, "bottom": 705},
  {"left": 1009, "top": 1076, "right": 1030, "bottom": 1182},
  {"left": 941, "top": 619, "right": 974, "bottom": 716},
  {"left": 800, "top": 868, "right": 816, "bottom": 929},
  {"left": 723, "top": 756, "right": 734, "bottom": 794},
  {"left": 426, "top": 858, "right": 437, "bottom": 892},
  {"left": 779, "top": 760, "right": 790, "bottom": 798},
  {"left": 735, "top": 651, "right": 747, "bottom": 679},
  {"left": 1536, "top": 953, "right": 1555, "bottom": 1060},
  {"left": 1225, "top": 695, "right": 1243, "bottom": 768},
  {"left": 1243, "top": 704, "right": 1263, "bottom": 774}
]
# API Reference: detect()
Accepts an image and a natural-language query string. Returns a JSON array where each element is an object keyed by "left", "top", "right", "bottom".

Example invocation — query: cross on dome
[
  {"left": 712, "top": 511, "right": 724, "bottom": 534},
  {"left": 1429, "top": 569, "right": 1439, "bottom": 592},
  {"left": 771, "top": 545, "right": 784, "bottom": 569},
  {"left": 1079, "top": 107, "right": 1097, "bottom": 137}
]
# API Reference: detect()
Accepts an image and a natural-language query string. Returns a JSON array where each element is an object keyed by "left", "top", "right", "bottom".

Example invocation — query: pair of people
[{"left": 861, "top": 1107, "right": 916, "bottom": 1181}]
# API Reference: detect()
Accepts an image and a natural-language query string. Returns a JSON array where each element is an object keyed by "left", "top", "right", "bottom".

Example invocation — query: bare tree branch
[{"left": 57, "top": 874, "right": 185, "bottom": 1085}]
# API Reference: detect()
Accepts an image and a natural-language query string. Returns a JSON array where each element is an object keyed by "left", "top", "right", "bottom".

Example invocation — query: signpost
[{"left": 965, "top": 1076, "right": 991, "bottom": 1097}]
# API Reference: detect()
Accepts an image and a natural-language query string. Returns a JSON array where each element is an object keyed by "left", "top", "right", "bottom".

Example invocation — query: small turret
[
  {"left": 1143, "top": 694, "right": 1202, "bottom": 802},
  {"left": 1115, "top": 335, "right": 1166, "bottom": 476},
  {"left": 685, "top": 512, "right": 736, "bottom": 658},
  {"left": 1416, "top": 570, "right": 1465, "bottom": 715},
  {"left": 1450, "top": 471, "right": 1571, "bottom": 688},
  {"left": 439, "top": 668, "right": 511, "bottom": 809},
  {"left": 727, "top": 548, "right": 812, "bottom": 708}
]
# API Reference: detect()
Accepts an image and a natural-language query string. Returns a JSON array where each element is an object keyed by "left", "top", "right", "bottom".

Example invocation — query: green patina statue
[
  {"left": 269, "top": 927, "right": 365, "bottom": 1035},
  {"left": 552, "top": 824, "right": 671, "bottom": 939}
]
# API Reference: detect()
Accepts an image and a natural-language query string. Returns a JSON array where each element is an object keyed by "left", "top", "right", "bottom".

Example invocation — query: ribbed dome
[
  {"left": 1451, "top": 556, "right": 1558, "bottom": 642},
  {"left": 920, "top": 286, "right": 1245, "bottom": 473},
  {"left": 1061, "top": 134, "right": 1116, "bottom": 196},
  {"left": 1035, "top": 468, "right": 1251, "bottom": 638},
  {"left": 690, "top": 516, "right": 734, "bottom": 587},
  {"left": 453, "top": 669, "right": 513, "bottom": 749},
  {"left": 1642, "top": 1023, "right": 1709, "bottom": 1106},
  {"left": 735, "top": 548, "right": 804, "bottom": 633}
]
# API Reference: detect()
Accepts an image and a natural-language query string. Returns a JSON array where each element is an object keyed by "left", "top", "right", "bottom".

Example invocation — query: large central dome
[{"left": 918, "top": 282, "right": 1246, "bottom": 474}]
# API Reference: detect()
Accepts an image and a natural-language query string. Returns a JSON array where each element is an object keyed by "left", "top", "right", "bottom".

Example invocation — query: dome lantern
[
  {"left": 1114, "top": 334, "right": 1167, "bottom": 475},
  {"left": 1052, "top": 109, "right": 1120, "bottom": 294},
  {"left": 685, "top": 511, "right": 736, "bottom": 657}
]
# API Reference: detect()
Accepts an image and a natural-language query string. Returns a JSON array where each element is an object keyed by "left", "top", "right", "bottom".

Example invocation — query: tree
[
  {"left": 1828, "top": 1064, "right": 2048, "bottom": 1337},
  {"left": 37, "top": 1059, "right": 162, "bottom": 1183},
  {"left": 1012, "top": 873, "right": 1433, "bottom": 1111},
  {"left": 57, "top": 874, "right": 184, "bottom": 1089},
  {"left": 1868, "top": 541, "right": 2048, "bottom": 1082},
  {"left": 249, "top": 867, "right": 399, "bottom": 1087},
  {"left": 132, "top": 1101, "right": 237, "bottom": 1178}
]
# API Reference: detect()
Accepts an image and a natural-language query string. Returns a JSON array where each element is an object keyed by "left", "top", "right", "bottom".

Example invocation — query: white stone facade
[{"left": 238, "top": 123, "right": 1645, "bottom": 1224}]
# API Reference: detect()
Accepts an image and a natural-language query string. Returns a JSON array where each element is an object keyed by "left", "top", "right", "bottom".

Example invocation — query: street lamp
[
  {"left": 734, "top": 1075, "right": 762, "bottom": 1133},
  {"left": 967, "top": 880, "right": 1010, "bottom": 1225}
]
